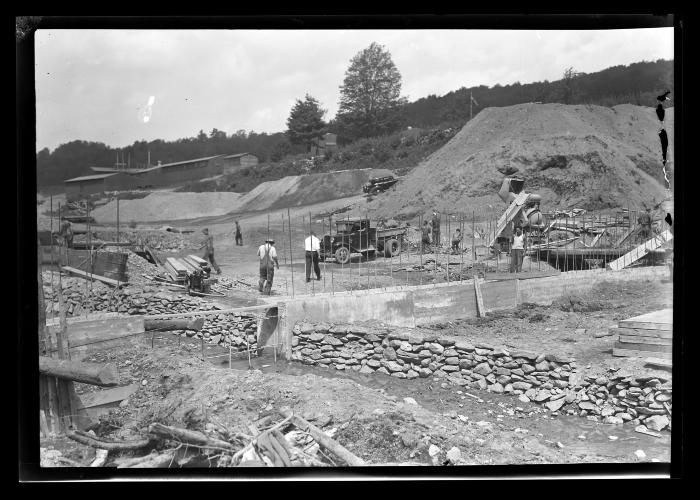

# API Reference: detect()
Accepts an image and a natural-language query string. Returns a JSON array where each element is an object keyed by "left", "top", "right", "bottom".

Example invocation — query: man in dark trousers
[
  {"left": 638, "top": 208, "right": 653, "bottom": 241},
  {"left": 451, "top": 228, "right": 462, "bottom": 254},
  {"left": 57, "top": 217, "right": 74, "bottom": 248},
  {"left": 199, "top": 228, "right": 221, "bottom": 274},
  {"left": 304, "top": 231, "right": 321, "bottom": 282},
  {"left": 510, "top": 228, "right": 525, "bottom": 273},
  {"left": 431, "top": 211, "right": 441, "bottom": 248},
  {"left": 421, "top": 220, "right": 431, "bottom": 252},
  {"left": 257, "top": 238, "right": 279, "bottom": 295},
  {"left": 235, "top": 221, "right": 243, "bottom": 246}
]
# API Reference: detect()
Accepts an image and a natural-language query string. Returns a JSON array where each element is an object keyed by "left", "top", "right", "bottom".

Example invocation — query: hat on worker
[{"left": 265, "top": 238, "right": 275, "bottom": 243}]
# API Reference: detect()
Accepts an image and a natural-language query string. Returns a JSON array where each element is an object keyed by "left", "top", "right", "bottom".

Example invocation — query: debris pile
[
  {"left": 173, "top": 313, "right": 259, "bottom": 353},
  {"left": 41, "top": 273, "right": 217, "bottom": 318},
  {"left": 291, "top": 322, "right": 672, "bottom": 431}
]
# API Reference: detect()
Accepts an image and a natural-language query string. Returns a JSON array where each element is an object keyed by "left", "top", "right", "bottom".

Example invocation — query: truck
[
  {"left": 319, "top": 218, "right": 408, "bottom": 265},
  {"left": 362, "top": 175, "right": 399, "bottom": 195}
]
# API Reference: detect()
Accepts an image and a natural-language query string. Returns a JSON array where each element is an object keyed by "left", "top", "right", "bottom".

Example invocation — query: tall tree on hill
[
  {"left": 285, "top": 94, "right": 327, "bottom": 152},
  {"left": 336, "top": 42, "right": 407, "bottom": 141}
]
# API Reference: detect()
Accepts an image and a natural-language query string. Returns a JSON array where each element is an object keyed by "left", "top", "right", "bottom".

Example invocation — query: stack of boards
[
  {"left": 611, "top": 308, "right": 672, "bottom": 360},
  {"left": 163, "top": 255, "right": 211, "bottom": 283}
]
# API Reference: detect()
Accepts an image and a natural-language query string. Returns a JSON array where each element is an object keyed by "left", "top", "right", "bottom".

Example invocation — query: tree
[
  {"left": 285, "top": 94, "right": 327, "bottom": 152},
  {"left": 336, "top": 42, "right": 407, "bottom": 140}
]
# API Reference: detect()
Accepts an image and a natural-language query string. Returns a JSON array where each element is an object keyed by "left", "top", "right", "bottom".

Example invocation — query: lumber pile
[
  {"left": 612, "top": 308, "right": 673, "bottom": 360},
  {"left": 164, "top": 257, "right": 188, "bottom": 283}
]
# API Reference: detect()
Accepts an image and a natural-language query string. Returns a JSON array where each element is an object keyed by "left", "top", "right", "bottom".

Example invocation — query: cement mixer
[
  {"left": 497, "top": 177, "right": 545, "bottom": 229},
  {"left": 488, "top": 177, "right": 547, "bottom": 252}
]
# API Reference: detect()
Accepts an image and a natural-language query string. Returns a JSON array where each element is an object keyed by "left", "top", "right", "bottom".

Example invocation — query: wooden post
[
  {"left": 419, "top": 214, "right": 423, "bottom": 286},
  {"left": 287, "top": 208, "right": 294, "bottom": 297},
  {"left": 116, "top": 195, "right": 120, "bottom": 244}
]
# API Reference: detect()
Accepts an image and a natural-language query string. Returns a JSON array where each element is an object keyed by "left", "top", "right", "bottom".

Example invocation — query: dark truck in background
[
  {"left": 319, "top": 218, "right": 407, "bottom": 264},
  {"left": 362, "top": 175, "right": 399, "bottom": 195}
]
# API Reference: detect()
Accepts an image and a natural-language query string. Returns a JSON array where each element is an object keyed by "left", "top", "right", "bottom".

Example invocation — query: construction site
[{"left": 36, "top": 103, "right": 675, "bottom": 469}]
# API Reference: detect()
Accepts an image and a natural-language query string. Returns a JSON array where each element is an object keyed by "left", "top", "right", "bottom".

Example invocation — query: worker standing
[
  {"left": 257, "top": 238, "right": 279, "bottom": 295},
  {"left": 451, "top": 228, "right": 462, "bottom": 254},
  {"left": 421, "top": 220, "right": 431, "bottom": 252},
  {"left": 235, "top": 221, "right": 243, "bottom": 246},
  {"left": 431, "top": 211, "right": 441, "bottom": 248},
  {"left": 58, "top": 217, "right": 74, "bottom": 249},
  {"left": 510, "top": 228, "right": 525, "bottom": 273},
  {"left": 638, "top": 208, "right": 653, "bottom": 241},
  {"left": 199, "top": 228, "right": 221, "bottom": 274},
  {"left": 304, "top": 231, "right": 321, "bottom": 282}
]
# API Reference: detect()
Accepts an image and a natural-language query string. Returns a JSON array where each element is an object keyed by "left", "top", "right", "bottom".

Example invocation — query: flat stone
[
  {"left": 545, "top": 398, "right": 567, "bottom": 412},
  {"left": 383, "top": 347, "right": 397, "bottom": 361},
  {"left": 419, "top": 368, "right": 433, "bottom": 378},
  {"left": 512, "top": 381, "right": 532, "bottom": 391},
  {"left": 534, "top": 390, "right": 552, "bottom": 402},
  {"left": 475, "top": 348, "right": 492, "bottom": 356},
  {"left": 473, "top": 363, "right": 492, "bottom": 376},
  {"left": 535, "top": 361, "right": 550, "bottom": 371},
  {"left": 443, "top": 365, "right": 460, "bottom": 372},
  {"left": 386, "top": 361, "right": 403, "bottom": 372},
  {"left": 427, "top": 343, "right": 445, "bottom": 355},
  {"left": 365, "top": 334, "right": 381, "bottom": 343},
  {"left": 403, "top": 397, "right": 418, "bottom": 405},
  {"left": 391, "top": 372, "right": 407, "bottom": 379},
  {"left": 488, "top": 383, "right": 504, "bottom": 393},
  {"left": 359, "top": 365, "right": 374, "bottom": 374},
  {"left": 445, "top": 357, "right": 460, "bottom": 365},
  {"left": 578, "top": 401, "right": 597, "bottom": 411},
  {"left": 644, "top": 415, "right": 670, "bottom": 432},
  {"left": 603, "top": 416, "right": 624, "bottom": 425},
  {"left": 308, "top": 333, "right": 325, "bottom": 342},
  {"left": 443, "top": 349, "right": 459, "bottom": 358},
  {"left": 454, "top": 340, "right": 475, "bottom": 352},
  {"left": 322, "top": 335, "right": 343, "bottom": 346},
  {"left": 521, "top": 364, "right": 536, "bottom": 374},
  {"left": 518, "top": 394, "right": 530, "bottom": 403},
  {"left": 407, "top": 370, "right": 419, "bottom": 379}
]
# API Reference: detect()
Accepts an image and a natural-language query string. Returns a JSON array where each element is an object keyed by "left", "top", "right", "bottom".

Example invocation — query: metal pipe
[
  {"left": 419, "top": 214, "right": 423, "bottom": 286},
  {"left": 116, "top": 195, "right": 120, "bottom": 244},
  {"left": 329, "top": 215, "right": 334, "bottom": 295},
  {"left": 287, "top": 208, "right": 294, "bottom": 297}
]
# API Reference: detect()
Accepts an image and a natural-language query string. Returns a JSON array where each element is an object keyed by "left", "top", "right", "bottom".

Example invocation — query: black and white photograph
[{"left": 18, "top": 16, "right": 681, "bottom": 479}]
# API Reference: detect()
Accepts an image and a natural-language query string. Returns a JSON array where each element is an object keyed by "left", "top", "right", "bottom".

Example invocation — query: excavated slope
[{"left": 367, "top": 103, "right": 673, "bottom": 218}]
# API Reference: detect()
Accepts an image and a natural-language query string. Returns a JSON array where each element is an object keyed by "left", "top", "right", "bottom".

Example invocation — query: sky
[{"left": 34, "top": 28, "right": 674, "bottom": 152}]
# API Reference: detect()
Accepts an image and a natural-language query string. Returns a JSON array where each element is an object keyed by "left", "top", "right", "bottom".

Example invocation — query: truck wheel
[
  {"left": 335, "top": 246, "right": 350, "bottom": 265},
  {"left": 384, "top": 238, "right": 400, "bottom": 258}
]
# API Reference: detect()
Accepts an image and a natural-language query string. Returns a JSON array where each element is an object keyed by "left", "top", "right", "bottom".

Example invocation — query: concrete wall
[{"left": 270, "top": 266, "right": 669, "bottom": 359}]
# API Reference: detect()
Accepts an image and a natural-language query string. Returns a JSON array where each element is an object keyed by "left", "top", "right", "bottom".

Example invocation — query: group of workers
[
  {"left": 191, "top": 205, "right": 661, "bottom": 296},
  {"left": 196, "top": 220, "right": 322, "bottom": 296}
]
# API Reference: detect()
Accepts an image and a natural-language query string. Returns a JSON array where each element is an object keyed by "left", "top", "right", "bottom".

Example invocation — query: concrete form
[{"left": 266, "top": 266, "right": 669, "bottom": 359}]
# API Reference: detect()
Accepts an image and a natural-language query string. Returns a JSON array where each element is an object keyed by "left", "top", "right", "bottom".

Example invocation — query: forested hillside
[{"left": 36, "top": 59, "right": 673, "bottom": 189}]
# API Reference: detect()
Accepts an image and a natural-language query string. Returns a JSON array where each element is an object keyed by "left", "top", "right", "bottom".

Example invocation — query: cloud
[{"left": 34, "top": 28, "right": 673, "bottom": 151}]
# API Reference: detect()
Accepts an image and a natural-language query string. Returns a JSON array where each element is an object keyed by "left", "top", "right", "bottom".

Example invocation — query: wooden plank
[
  {"left": 644, "top": 357, "right": 673, "bottom": 369},
  {"left": 474, "top": 278, "right": 486, "bottom": 318},
  {"left": 613, "top": 347, "right": 672, "bottom": 359},
  {"left": 79, "top": 384, "right": 139, "bottom": 409},
  {"left": 613, "top": 340, "right": 672, "bottom": 353},
  {"left": 612, "top": 326, "right": 673, "bottom": 339},
  {"left": 619, "top": 335, "right": 672, "bottom": 346},
  {"left": 62, "top": 266, "right": 126, "bottom": 287},
  {"left": 619, "top": 309, "right": 672, "bottom": 328},
  {"left": 483, "top": 270, "right": 561, "bottom": 281},
  {"left": 608, "top": 230, "right": 673, "bottom": 271}
]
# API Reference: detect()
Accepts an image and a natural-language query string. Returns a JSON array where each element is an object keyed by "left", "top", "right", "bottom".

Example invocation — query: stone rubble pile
[
  {"left": 291, "top": 322, "right": 672, "bottom": 432},
  {"left": 42, "top": 272, "right": 216, "bottom": 318},
  {"left": 177, "top": 313, "right": 259, "bottom": 353}
]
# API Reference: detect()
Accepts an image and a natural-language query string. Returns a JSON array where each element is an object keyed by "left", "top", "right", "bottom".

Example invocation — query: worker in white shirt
[
  {"left": 257, "top": 238, "right": 279, "bottom": 295},
  {"left": 510, "top": 227, "right": 526, "bottom": 273},
  {"left": 304, "top": 231, "right": 322, "bottom": 282}
]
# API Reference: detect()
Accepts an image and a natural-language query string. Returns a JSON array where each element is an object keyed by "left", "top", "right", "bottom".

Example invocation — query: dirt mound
[
  {"left": 92, "top": 169, "right": 390, "bottom": 223},
  {"left": 366, "top": 103, "right": 673, "bottom": 218},
  {"left": 92, "top": 192, "right": 244, "bottom": 223},
  {"left": 236, "top": 168, "right": 393, "bottom": 213}
]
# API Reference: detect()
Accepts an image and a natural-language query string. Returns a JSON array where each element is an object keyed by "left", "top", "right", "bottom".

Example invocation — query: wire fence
[{"left": 42, "top": 196, "right": 672, "bottom": 309}]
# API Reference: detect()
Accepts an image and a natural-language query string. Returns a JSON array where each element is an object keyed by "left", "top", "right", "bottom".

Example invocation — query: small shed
[
  {"left": 221, "top": 153, "right": 259, "bottom": 174},
  {"left": 64, "top": 173, "right": 136, "bottom": 201},
  {"left": 311, "top": 133, "right": 338, "bottom": 156}
]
